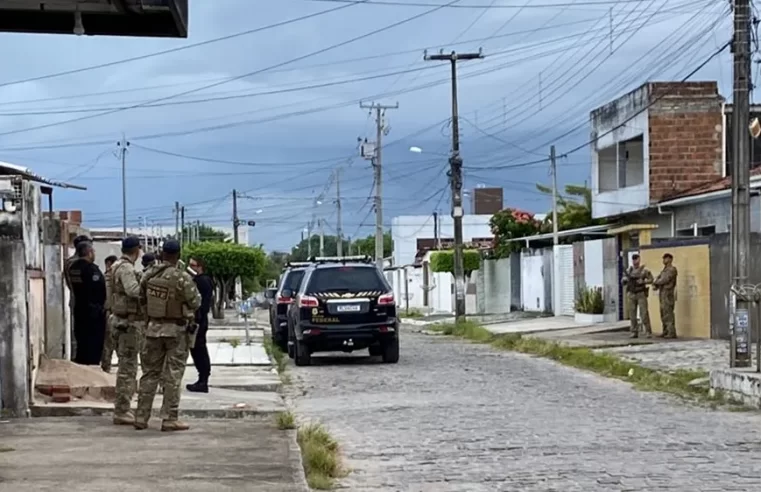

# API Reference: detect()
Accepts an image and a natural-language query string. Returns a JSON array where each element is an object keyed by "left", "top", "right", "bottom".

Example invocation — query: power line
[{"left": 306, "top": 0, "right": 667, "bottom": 9}]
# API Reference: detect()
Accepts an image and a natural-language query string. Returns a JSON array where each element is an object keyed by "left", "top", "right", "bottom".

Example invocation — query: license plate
[{"left": 336, "top": 304, "right": 361, "bottom": 312}]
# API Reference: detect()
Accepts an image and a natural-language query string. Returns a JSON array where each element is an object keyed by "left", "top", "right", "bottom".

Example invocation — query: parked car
[
  {"left": 284, "top": 255, "right": 399, "bottom": 366},
  {"left": 268, "top": 262, "right": 312, "bottom": 351}
]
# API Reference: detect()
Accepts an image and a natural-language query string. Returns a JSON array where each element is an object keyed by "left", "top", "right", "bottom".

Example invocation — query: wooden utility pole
[
  {"left": 424, "top": 49, "right": 484, "bottom": 322},
  {"left": 232, "top": 189, "right": 240, "bottom": 244},
  {"left": 117, "top": 135, "right": 130, "bottom": 236}
]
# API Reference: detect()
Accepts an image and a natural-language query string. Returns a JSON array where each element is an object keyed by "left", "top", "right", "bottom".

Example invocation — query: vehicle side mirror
[
  {"left": 265, "top": 288, "right": 277, "bottom": 299},
  {"left": 280, "top": 288, "right": 293, "bottom": 298}
]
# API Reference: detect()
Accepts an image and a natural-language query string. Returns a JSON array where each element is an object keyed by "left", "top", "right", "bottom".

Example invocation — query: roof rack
[
  {"left": 309, "top": 255, "right": 373, "bottom": 264},
  {"left": 284, "top": 261, "right": 313, "bottom": 269}
]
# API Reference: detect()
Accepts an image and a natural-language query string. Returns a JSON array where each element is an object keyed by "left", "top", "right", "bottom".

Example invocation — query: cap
[
  {"left": 162, "top": 239, "right": 181, "bottom": 255},
  {"left": 73, "top": 235, "right": 91, "bottom": 247},
  {"left": 662, "top": 252, "right": 673, "bottom": 259},
  {"left": 141, "top": 253, "right": 156, "bottom": 266},
  {"left": 121, "top": 236, "right": 141, "bottom": 250}
]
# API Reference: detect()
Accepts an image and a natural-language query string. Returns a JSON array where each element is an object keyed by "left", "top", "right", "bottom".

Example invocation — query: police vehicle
[
  {"left": 283, "top": 255, "right": 399, "bottom": 366},
  {"left": 267, "top": 261, "right": 312, "bottom": 351}
]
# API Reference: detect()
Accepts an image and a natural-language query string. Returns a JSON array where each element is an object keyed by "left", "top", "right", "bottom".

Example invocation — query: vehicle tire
[
  {"left": 381, "top": 337, "right": 399, "bottom": 363},
  {"left": 287, "top": 324, "right": 295, "bottom": 359},
  {"left": 368, "top": 344, "right": 383, "bottom": 357},
  {"left": 274, "top": 330, "right": 288, "bottom": 353},
  {"left": 294, "top": 338, "right": 312, "bottom": 367}
]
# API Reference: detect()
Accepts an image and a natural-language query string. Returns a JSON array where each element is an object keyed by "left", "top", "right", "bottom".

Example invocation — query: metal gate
[{"left": 555, "top": 245, "right": 575, "bottom": 316}]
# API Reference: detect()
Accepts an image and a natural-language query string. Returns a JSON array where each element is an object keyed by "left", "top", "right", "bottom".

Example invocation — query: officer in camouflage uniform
[
  {"left": 101, "top": 255, "right": 119, "bottom": 373},
  {"left": 107, "top": 237, "right": 143, "bottom": 425},
  {"left": 622, "top": 253, "right": 654, "bottom": 339},
  {"left": 653, "top": 252, "right": 678, "bottom": 339},
  {"left": 135, "top": 240, "right": 201, "bottom": 431}
]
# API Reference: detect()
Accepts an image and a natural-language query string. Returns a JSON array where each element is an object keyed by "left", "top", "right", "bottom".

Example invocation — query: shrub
[{"left": 575, "top": 286, "right": 604, "bottom": 314}]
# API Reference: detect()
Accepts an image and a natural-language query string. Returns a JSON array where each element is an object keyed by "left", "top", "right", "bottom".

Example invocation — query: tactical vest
[
  {"left": 108, "top": 259, "right": 139, "bottom": 316},
  {"left": 145, "top": 264, "right": 185, "bottom": 320},
  {"left": 627, "top": 267, "right": 648, "bottom": 294}
]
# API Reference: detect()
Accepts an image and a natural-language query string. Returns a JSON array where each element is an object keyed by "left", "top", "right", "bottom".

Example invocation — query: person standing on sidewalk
[
  {"left": 135, "top": 240, "right": 201, "bottom": 432},
  {"left": 101, "top": 255, "right": 119, "bottom": 373},
  {"left": 69, "top": 241, "right": 107, "bottom": 364},
  {"left": 653, "top": 252, "right": 678, "bottom": 339},
  {"left": 107, "top": 237, "right": 143, "bottom": 425},
  {"left": 622, "top": 254, "right": 654, "bottom": 339},
  {"left": 187, "top": 256, "right": 214, "bottom": 393}
]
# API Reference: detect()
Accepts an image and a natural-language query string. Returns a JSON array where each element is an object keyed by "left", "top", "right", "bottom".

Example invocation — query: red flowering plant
[{"left": 488, "top": 207, "right": 542, "bottom": 258}]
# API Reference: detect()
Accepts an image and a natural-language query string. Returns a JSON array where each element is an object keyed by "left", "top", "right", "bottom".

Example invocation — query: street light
[
  {"left": 409, "top": 146, "right": 423, "bottom": 153},
  {"left": 409, "top": 146, "right": 448, "bottom": 157}
]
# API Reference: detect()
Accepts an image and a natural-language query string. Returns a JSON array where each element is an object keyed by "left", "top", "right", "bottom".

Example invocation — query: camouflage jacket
[
  {"left": 110, "top": 256, "right": 142, "bottom": 319},
  {"left": 654, "top": 265, "right": 678, "bottom": 291},
  {"left": 139, "top": 262, "right": 202, "bottom": 338},
  {"left": 622, "top": 265, "right": 654, "bottom": 294}
]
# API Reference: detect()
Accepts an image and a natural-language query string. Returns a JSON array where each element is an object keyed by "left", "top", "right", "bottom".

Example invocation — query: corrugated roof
[
  {"left": 662, "top": 167, "right": 761, "bottom": 201},
  {"left": 0, "top": 161, "right": 87, "bottom": 190}
]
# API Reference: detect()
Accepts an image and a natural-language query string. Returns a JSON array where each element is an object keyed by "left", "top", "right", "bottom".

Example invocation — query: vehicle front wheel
[
  {"left": 274, "top": 329, "right": 288, "bottom": 353},
  {"left": 294, "top": 338, "right": 312, "bottom": 366},
  {"left": 381, "top": 337, "right": 399, "bottom": 363}
]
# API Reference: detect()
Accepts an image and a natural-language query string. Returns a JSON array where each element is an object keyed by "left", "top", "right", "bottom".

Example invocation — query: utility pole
[
  {"left": 336, "top": 168, "right": 344, "bottom": 257},
  {"left": 307, "top": 221, "right": 313, "bottom": 258},
  {"left": 319, "top": 218, "right": 325, "bottom": 256},
  {"left": 550, "top": 145, "right": 559, "bottom": 246},
  {"left": 232, "top": 189, "right": 240, "bottom": 245},
  {"left": 433, "top": 211, "right": 440, "bottom": 249},
  {"left": 424, "top": 49, "right": 484, "bottom": 322},
  {"left": 730, "top": 0, "right": 752, "bottom": 368},
  {"left": 180, "top": 206, "right": 185, "bottom": 246},
  {"left": 360, "top": 101, "right": 398, "bottom": 268},
  {"left": 117, "top": 135, "right": 130, "bottom": 236},
  {"left": 174, "top": 201, "right": 180, "bottom": 239}
]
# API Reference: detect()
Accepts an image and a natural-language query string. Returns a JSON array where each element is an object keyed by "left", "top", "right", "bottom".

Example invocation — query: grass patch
[
  {"left": 431, "top": 321, "right": 743, "bottom": 408},
  {"left": 0, "top": 447, "right": 14, "bottom": 453},
  {"left": 402, "top": 308, "right": 425, "bottom": 319},
  {"left": 297, "top": 423, "right": 344, "bottom": 490},
  {"left": 263, "top": 336, "right": 290, "bottom": 384},
  {"left": 276, "top": 411, "right": 296, "bottom": 430}
]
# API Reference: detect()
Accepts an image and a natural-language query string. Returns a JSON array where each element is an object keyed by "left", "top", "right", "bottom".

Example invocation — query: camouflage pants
[
  {"left": 628, "top": 293, "right": 651, "bottom": 334},
  {"left": 112, "top": 317, "right": 140, "bottom": 416},
  {"left": 135, "top": 335, "right": 190, "bottom": 423},
  {"left": 659, "top": 290, "right": 676, "bottom": 337},
  {"left": 101, "top": 315, "right": 116, "bottom": 372}
]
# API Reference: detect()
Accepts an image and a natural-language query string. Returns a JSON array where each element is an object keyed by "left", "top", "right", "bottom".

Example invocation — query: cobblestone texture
[
  {"left": 288, "top": 330, "right": 761, "bottom": 491},
  {"left": 599, "top": 340, "right": 759, "bottom": 373}
]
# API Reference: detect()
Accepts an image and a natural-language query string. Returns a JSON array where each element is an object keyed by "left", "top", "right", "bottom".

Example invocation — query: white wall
[
  {"left": 521, "top": 250, "right": 545, "bottom": 312},
  {"left": 583, "top": 239, "right": 605, "bottom": 287},
  {"left": 391, "top": 214, "right": 493, "bottom": 266}
]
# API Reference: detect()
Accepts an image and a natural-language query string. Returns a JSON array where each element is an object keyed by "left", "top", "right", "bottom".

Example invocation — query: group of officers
[
  {"left": 65, "top": 235, "right": 213, "bottom": 431},
  {"left": 622, "top": 252, "right": 678, "bottom": 339}
]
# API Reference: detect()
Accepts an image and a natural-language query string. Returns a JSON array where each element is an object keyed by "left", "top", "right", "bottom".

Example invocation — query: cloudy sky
[{"left": 0, "top": 0, "right": 735, "bottom": 251}]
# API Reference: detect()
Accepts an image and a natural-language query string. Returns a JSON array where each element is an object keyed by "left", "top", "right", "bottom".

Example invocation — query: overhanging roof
[
  {"left": 0, "top": 161, "right": 87, "bottom": 190},
  {"left": 507, "top": 224, "right": 611, "bottom": 246}
]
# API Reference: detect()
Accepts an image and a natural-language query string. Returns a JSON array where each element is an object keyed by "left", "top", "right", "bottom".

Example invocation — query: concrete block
[{"left": 709, "top": 367, "right": 761, "bottom": 407}]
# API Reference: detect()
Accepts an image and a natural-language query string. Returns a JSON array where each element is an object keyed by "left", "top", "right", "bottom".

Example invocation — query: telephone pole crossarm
[{"left": 424, "top": 49, "right": 484, "bottom": 323}]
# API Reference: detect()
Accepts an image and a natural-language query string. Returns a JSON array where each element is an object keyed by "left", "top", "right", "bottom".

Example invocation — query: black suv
[
  {"left": 267, "top": 262, "right": 311, "bottom": 351},
  {"left": 283, "top": 256, "right": 399, "bottom": 366}
]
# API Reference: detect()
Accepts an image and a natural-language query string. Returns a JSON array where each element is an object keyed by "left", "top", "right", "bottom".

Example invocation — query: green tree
[
  {"left": 290, "top": 234, "right": 350, "bottom": 261},
  {"left": 182, "top": 223, "right": 228, "bottom": 243},
  {"left": 429, "top": 250, "right": 481, "bottom": 277},
  {"left": 183, "top": 242, "right": 266, "bottom": 319},
  {"left": 261, "top": 251, "right": 289, "bottom": 287},
  {"left": 535, "top": 183, "right": 602, "bottom": 232},
  {"left": 352, "top": 231, "right": 393, "bottom": 258},
  {"left": 489, "top": 208, "right": 542, "bottom": 259}
]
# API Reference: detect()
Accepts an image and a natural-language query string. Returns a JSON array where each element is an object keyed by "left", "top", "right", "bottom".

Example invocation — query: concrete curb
[
  {"left": 30, "top": 405, "right": 279, "bottom": 420},
  {"left": 286, "top": 428, "right": 311, "bottom": 492},
  {"left": 212, "top": 382, "right": 282, "bottom": 393}
]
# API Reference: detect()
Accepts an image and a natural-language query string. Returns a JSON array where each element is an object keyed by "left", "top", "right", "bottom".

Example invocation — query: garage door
[{"left": 555, "top": 245, "right": 575, "bottom": 316}]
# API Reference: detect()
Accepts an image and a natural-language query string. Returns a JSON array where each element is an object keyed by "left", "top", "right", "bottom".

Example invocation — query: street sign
[{"left": 0, "top": 0, "right": 188, "bottom": 38}]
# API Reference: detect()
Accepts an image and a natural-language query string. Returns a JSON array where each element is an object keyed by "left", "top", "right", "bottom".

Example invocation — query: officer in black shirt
[
  {"left": 186, "top": 256, "right": 214, "bottom": 393},
  {"left": 69, "top": 241, "right": 107, "bottom": 365}
]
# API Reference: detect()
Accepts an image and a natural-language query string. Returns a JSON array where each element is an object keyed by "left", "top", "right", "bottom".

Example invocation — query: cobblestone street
[{"left": 289, "top": 329, "right": 761, "bottom": 492}]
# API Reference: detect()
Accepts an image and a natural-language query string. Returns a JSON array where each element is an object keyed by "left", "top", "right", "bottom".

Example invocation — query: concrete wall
[{"left": 476, "top": 257, "right": 512, "bottom": 314}]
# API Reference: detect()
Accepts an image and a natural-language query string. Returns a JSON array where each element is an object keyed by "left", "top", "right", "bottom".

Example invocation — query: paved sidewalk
[{"left": 0, "top": 417, "right": 307, "bottom": 492}]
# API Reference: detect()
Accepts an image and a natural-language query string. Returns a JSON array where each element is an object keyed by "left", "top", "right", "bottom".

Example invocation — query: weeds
[
  {"left": 276, "top": 411, "right": 296, "bottom": 430},
  {"left": 431, "top": 321, "right": 745, "bottom": 409},
  {"left": 402, "top": 309, "right": 425, "bottom": 319},
  {"left": 263, "top": 336, "right": 290, "bottom": 385},
  {"left": 297, "top": 423, "right": 344, "bottom": 490}
]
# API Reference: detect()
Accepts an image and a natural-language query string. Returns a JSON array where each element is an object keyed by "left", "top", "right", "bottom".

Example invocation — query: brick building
[{"left": 590, "top": 81, "right": 761, "bottom": 239}]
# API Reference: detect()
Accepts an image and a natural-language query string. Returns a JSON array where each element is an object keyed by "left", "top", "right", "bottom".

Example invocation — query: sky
[{"left": 0, "top": 0, "right": 738, "bottom": 251}]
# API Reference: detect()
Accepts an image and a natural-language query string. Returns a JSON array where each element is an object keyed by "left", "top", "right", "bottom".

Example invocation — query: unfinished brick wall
[{"left": 647, "top": 81, "right": 724, "bottom": 202}]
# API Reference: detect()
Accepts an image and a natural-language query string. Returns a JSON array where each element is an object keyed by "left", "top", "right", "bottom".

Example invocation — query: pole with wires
[
  {"left": 730, "top": 0, "right": 752, "bottom": 368},
  {"left": 425, "top": 49, "right": 484, "bottom": 322},
  {"left": 117, "top": 135, "right": 130, "bottom": 236}
]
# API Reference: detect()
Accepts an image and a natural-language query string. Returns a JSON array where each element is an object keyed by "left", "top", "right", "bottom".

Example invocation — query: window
[
  {"left": 283, "top": 270, "right": 305, "bottom": 291},
  {"left": 308, "top": 267, "right": 387, "bottom": 292}
]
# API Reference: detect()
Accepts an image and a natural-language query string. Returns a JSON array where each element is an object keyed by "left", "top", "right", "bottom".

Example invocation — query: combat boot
[
  {"left": 133, "top": 421, "right": 149, "bottom": 430},
  {"left": 113, "top": 412, "right": 135, "bottom": 426},
  {"left": 186, "top": 380, "right": 209, "bottom": 393},
  {"left": 161, "top": 420, "right": 190, "bottom": 432}
]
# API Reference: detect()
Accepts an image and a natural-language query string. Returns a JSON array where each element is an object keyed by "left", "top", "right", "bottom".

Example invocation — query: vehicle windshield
[
  {"left": 308, "top": 266, "right": 386, "bottom": 292},
  {"left": 283, "top": 270, "right": 305, "bottom": 292}
]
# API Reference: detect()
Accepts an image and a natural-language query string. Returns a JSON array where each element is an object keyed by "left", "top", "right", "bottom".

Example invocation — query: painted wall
[
  {"left": 583, "top": 240, "right": 605, "bottom": 287},
  {"left": 639, "top": 241, "right": 711, "bottom": 338},
  {"left": 521, "top": 249, "right": 547, "bottom": 312},
  {"left": 476, "top": 257, "right": 512, "bottom": 314}
]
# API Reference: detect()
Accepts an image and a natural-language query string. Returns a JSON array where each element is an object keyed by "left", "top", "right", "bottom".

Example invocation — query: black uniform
[
  {"left": 189, "top": 273, "right": 214, "bottom": 387},
  {"left": 68, "top": 258, "right": 107, "bottom": 365}
]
